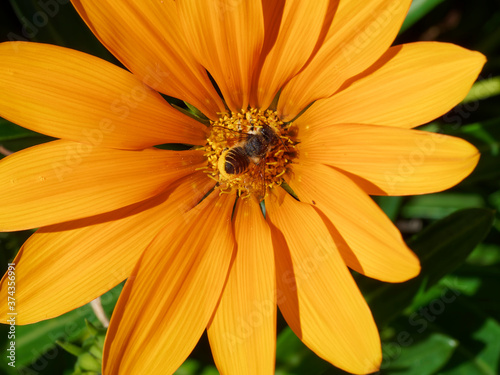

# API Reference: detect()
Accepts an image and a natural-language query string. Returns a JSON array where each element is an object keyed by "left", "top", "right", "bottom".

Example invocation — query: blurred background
[{"left": 0, "top": 0, "right": 499, "bottom": 374}]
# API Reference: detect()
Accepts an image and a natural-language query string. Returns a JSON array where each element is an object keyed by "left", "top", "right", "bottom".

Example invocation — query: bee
[
  {"left": 216, "top": 123, "right": 283, "bottom": 200},
  {"left": 218, "top": 124, "right": 279, "bottom": 177}
]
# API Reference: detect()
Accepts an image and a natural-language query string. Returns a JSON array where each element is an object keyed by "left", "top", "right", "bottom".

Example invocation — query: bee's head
[{"left": 260, "top": 124, "right": 278, "bottom": 143}]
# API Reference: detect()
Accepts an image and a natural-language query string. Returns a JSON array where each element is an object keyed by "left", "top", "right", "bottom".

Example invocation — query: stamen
[{"left": 203, "top": 108, "right": 298, "bottom": 201}]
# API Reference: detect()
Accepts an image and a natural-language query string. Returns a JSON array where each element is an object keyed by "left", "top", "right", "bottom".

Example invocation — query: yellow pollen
[{"left": 204, "top": 108, "right": 298, "bottom": 201}]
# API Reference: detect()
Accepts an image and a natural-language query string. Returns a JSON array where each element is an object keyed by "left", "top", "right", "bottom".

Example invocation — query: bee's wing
[{"left": 212, "top": 125, "right": 255, "bottom": 148}]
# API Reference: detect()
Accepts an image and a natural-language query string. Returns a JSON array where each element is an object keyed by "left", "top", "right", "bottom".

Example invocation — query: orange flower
[{"left": 0, "top": 1, "right": 485, "bottom": 374}]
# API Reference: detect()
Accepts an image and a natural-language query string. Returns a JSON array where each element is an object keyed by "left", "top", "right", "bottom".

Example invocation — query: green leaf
[
  {"left": 466, "top": 243, "right": 500, "bottom": 266},
  {"left": 0, "top": 284, "right": 122, "bottom": 372},
  {"left": 184, "top": 102, "right": 210, "bottom": 124},
  {"left": 488, "top": 189, "right": 500, "bottom": 211},
  {"left": 462, "top": 77, "right": 500, "bottom": 103},
  {"left": 8, "top": 0, "right": 66, "bottom": 45},
  {"left": 435, "top": 302, "right": 500, "bottom": 375},
  {"left": 6, "top": 0, "right": 114, "bottom": 61},
  {"left": 402, "top": 193, "right": 485, "bottom": 220},
  {"left": 365, "top": 208, "right": 494, "bottom": 327},
  {"left": 275, "top": 327, "right": 333, "bottom": 375},
  {"left": 425, "top": 251, "right": 500, "bottom": 375},
  {"left": 175, "top": 359, "right": 202, "bottom": 375},
  {"left": 408, "top": 208, "right": 494, "bottom": 285},
  {"left": 379, "top": 260, "right": 500, "bottom": 375},
  {"left": 447, "top": 118, "right": 500, "bottom": 157},
  {"left": 199, "top": 366, "right": 220, "bottom": 375},
  {"left": 374, "top": 196, "right": 403, "bottom": 221},
  {"left": 171, "top": 103, "right": 211, "bottom": 126},
  {"left": 0, "top": 118, "right": 42, "bottom": 141},
  {"left": 0, "top": 118, "right": 54, "bottom": 158},
  {"left": 381, "top": 333, "right": 458, "bottom": 375},
  {"left": 434, "top": 119, "right": 500, "bottom": 189},
  {"left": 57, "top": 341, "right": 85, "bottom": 357},
  {"left": 400, "top": 0, "right": 446, "bottom": 33}
]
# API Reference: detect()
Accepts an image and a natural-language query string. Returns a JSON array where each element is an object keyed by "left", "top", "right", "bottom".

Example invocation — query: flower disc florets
[{"left": 204, "top": 108, "right": 298, "bottom": 200}]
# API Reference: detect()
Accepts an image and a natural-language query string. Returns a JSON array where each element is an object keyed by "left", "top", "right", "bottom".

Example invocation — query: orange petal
[
  {"left": 0, "top": 172, "right": 214, "bottom": 324},
  {"left": 0, "top": 140, "right": 205, "bottom": 230},
  {"left": 72, "top": 0, "right": 225, "bottom": 119},
  {"left": 279, "top": 0, "right": 411, "bottom": 120},
  {"left": 299, "top": 123, "right": 480, "bottom": 195},
  {"left": 267, "top": 190, "right": 381, "bottom": 374},
  {"left": 177, "top": 0, "right": 264, "bottom": 112},
  {"left": 0, "top": 42, "right": 207, "bottom": 148},
  {"left": 295, "top": 42, "right": 486, "bottom": 129},
  {"left": 286, "top": 162, "right": 420, "bottom": 282},
  {"left": 208, "top": 197, "right": 276, "bottom": 375},
  {"left": 252, "top": 1, "right": 331, "bottom": 109},
  {"left": 103, "top": 192, "right": 236, "bottom": 374}
]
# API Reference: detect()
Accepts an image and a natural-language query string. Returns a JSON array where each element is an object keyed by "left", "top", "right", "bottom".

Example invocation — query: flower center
[{"left": 204, "top": 108, "right": 298, "bottom": 201}]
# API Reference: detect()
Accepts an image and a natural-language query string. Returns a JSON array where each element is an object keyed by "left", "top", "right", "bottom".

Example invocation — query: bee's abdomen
[{"left": 225, "top": 147, "right": 249, "bottom": 175}]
